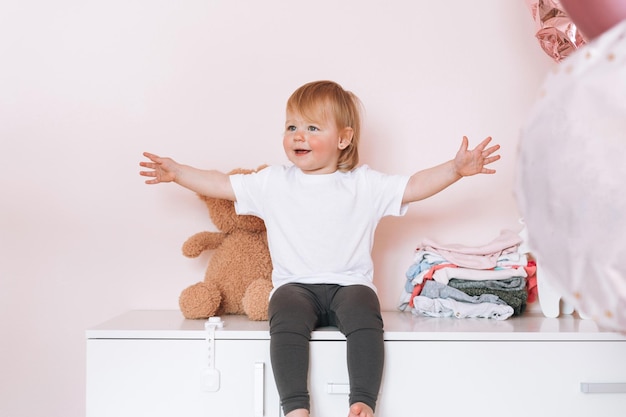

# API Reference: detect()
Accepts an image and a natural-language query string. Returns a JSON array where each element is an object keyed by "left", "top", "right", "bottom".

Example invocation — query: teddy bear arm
[{"left": 182, "top": 231, "right": 226, "bottom": 258}]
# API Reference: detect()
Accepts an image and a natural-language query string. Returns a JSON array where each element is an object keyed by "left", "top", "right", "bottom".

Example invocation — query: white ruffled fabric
[{"left": 516, "top": 20, "right": 626, "bottom": 332}]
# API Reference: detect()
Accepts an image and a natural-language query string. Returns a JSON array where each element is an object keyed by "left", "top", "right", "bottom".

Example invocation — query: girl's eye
[
  {"left": 307, "top": 126, "right": 319, "bottom": 132},
  {"left": 286, "top": 125, "right": 297, "bottom": 132}
]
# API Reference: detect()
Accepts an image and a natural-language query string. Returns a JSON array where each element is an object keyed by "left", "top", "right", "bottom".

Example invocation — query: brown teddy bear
[{"left": 178, "top": 167, "right": 273, "bottom": 321}]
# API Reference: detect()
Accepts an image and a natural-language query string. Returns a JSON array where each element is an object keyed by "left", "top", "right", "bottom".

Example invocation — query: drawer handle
[
  {"left": 327, "top": 383, "right": 350, "bottom": 395},
  {"left": 254, "top": 363, "right": 265, "bottom": 416},
  {"left": 580, "top": 383, "right": 626, "bottom": 394}
]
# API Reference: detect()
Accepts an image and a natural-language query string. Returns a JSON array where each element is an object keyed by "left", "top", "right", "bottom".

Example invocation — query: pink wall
[{"left": 0, "top": 1, "right": 551, "bottom": 416}]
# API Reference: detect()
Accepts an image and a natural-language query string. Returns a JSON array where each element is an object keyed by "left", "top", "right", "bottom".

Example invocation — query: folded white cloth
[
  {"left": 412, "top": 296, "right": 514, "bottom": 320},
  {"left": 432, "top": 266, "right": 527, "bottom": 285}
]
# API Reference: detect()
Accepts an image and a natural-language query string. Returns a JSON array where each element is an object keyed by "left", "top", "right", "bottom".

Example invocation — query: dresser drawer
[
  {"left": 380, "top": 341, "right": 626, "bottom": 416},
  {"left": 86, "top": 338, "right": 280, "bottom": 417}
]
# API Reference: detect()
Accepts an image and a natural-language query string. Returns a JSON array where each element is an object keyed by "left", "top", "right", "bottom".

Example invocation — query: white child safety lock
[{"left": 203, "top": 316, "right": 224, "bottom": 392}]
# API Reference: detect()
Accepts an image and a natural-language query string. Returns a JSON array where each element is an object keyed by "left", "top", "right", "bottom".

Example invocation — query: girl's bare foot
[
  {"left": 348, "top": 402, "right": 375, "bottom": 417},
  {"left": 285, "top": 408, "right": 309, "bottom": 417}
]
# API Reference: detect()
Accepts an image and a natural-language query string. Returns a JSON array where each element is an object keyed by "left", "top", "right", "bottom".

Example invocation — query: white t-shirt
[{"left": 230, "top": 164, "right": 410, "bottom": 294}]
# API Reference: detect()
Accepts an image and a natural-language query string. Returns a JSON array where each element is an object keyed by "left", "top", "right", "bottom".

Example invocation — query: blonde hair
[{"left": 286, "top": 80, "right": 362, "bottom": 172}]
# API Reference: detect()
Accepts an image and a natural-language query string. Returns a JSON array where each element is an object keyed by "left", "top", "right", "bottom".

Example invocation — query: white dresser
[{"left": 86, "top": 310, "right": 626, "bottom": 417}]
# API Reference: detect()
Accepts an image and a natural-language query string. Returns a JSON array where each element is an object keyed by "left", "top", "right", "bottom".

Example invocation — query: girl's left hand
[{"left": 454, "top": 136, "right": 501, "bottom": 177}]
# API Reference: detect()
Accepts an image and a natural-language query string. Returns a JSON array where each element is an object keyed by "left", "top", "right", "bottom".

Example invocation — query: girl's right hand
[{"left": 139, "top": 152, "right": 178, "bottom": 184}]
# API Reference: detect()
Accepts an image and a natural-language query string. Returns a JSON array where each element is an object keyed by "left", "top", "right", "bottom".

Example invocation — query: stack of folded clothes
[{"left": 398, "top": 229, "right": 537, "bottom": 320}]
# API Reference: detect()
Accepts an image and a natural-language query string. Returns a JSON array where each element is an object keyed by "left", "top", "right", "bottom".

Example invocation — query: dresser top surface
[{"left": 86, "top": 310, "right": 626, "bottom": 341}]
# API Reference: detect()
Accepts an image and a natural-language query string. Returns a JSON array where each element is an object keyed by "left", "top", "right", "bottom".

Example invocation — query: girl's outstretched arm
[
  {"left": 402, "top": 136, "right": 500, "bottom": 204},
  {"left": 139, "top": 152, "right": 236, "bottom": 201}
]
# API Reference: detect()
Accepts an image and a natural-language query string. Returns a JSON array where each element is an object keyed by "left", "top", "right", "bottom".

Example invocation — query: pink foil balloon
[
  {"left": 525, "top": 0, "right": 586, "bottom": 62},
  {"left": 560, "top": 0, "right": 626, "bottom": 40}
]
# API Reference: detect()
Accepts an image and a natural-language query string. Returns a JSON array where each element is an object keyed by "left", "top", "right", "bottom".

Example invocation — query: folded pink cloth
[{"left": 419, "top": 229, "right": 522, "bottom": 270}]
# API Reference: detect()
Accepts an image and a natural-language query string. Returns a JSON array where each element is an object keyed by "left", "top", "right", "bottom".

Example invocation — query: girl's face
[{"left": 283, "top": 109, "right": 352, "bottom": 175}]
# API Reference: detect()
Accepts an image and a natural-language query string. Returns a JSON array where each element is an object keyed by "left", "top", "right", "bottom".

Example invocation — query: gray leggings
[{"left": 268, "top": 283, "right": 384, "bottom": 415}]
